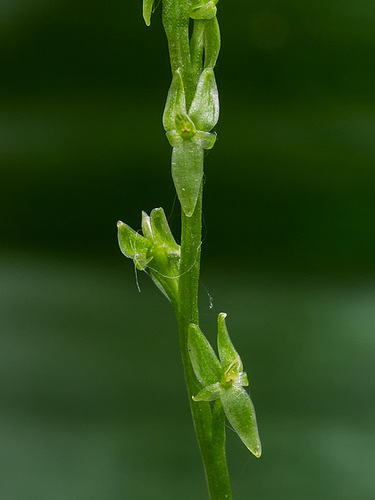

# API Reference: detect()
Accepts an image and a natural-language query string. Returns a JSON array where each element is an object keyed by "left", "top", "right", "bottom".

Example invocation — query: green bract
[
  {"left": 117, "top": 208, "right": 180, "bottom": 304},
  {"left": 163, "top": 67, "right": 219, "bottom": 217},
  {"left": 188, "top": 313, "right": 262, "bottom": 458}
]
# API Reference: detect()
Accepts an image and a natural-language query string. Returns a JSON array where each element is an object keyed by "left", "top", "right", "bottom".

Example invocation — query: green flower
[
  {"left": 188, "top": 313, "right": 262, "bottom": 457},
  {"left": 163, "top": 68, "right": 218, "bottom": 217},
  {"left": 117, "top": 208, "right": 180, "bottom": 304}
]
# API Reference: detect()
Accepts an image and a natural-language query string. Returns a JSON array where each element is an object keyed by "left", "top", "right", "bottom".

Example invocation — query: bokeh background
[{"left": 1, "top": 0, "right": 374, "bottom": 498}]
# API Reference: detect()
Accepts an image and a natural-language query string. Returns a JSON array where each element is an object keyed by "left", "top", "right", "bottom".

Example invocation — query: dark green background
[{"left": 1, "top": 1, "right": 374, "bottom": 498}]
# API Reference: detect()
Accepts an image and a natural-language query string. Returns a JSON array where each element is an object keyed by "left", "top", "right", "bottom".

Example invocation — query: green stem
[
  {"left": 190, "top": 19, "right": 205, "bottom": 81},
  {"left": 177, "top": 190, "right": 232, "bottom": 499},
  {"left": 162, "top": 1, "right": 231, "bottom": 496},
  {"left": 162, "top": 0, "right": 196, "bottom": 106}
]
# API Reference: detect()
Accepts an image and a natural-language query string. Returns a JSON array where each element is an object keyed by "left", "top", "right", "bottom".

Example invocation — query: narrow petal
[
  {"left": 150, "top": 207, "right": 180, "bottom": 252},
  {"left": 193, "top": 382, "right": 221, "bottom": 401},
  {"left": 217, "top": 313, "right": 243, "bottom": 373},
  {"left": 141, "top": 211, "right": 153, "bottom": 240}
]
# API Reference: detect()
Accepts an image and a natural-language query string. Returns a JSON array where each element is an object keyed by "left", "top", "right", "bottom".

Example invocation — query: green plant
[{"left": 117, "top": 1, "right": 261, "bottom": 498}]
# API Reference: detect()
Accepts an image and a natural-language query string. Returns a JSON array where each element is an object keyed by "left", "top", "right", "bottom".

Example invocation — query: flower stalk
[{"left": 117, "top": 1, "right": 261, "bottom": 498}]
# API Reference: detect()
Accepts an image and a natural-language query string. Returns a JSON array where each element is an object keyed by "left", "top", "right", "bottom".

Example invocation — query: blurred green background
[{"left": 1, "top": 0, "right": 374, "bottom": 498}]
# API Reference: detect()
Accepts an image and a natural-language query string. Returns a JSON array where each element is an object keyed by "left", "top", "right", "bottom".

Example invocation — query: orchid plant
[{"left": 117, "top": 1, "right": 261, "bottom": 498}]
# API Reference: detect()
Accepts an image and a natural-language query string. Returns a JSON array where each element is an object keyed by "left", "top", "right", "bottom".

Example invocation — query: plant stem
[
  {"left": 177, "top": 190, "right": 232, "bottom": 499},
  {"left": 161, "top": 0, "right": 231, "bottom": 496},
  {"left": 162, "top": 0, "right": 196, "bottom": 105}
]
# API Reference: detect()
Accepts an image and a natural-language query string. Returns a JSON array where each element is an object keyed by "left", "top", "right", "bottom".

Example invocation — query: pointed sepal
[
  {"left": 188, "top": 323, "right": 222, "bottom": 386},
  {"left": 146, "top": 207, "right": 180, "bottom": 253},
  {"left": 117, "top": 221, "right": 152, "bottom": 270},
  {"left": 189, "top": 68, "right": 219, "bottom": 132}
]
